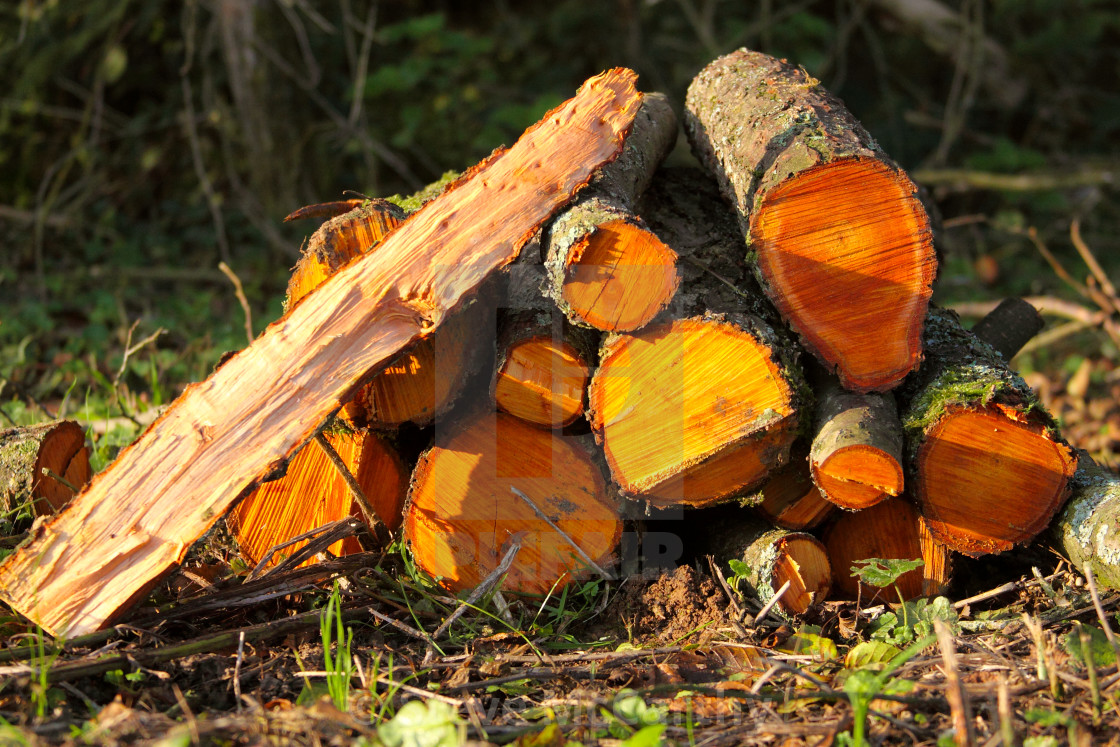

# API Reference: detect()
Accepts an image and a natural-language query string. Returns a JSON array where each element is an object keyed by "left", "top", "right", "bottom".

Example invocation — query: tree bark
[
  {"left": 0, "top": 69, "right": 643, "bottom": 637},
  {"left": 1052, "top": 453, "right": 1120, "bottom": 590},
  {"left": 684, "top": 49, "right": 937, "bottom": 392},
  {"left": 899, "top": 307, "right": 1077, "bottom": 556},
  {"left": 543, "top": 93, "right": 680, "bottom": 332}
]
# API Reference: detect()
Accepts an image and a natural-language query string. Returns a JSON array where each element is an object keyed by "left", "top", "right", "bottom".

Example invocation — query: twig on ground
[
  {"left": 423, "top": 539, "right": 523, "bottom": 665},
  {"left": 245, "top": 517, "right": 364, "bottom": 582},
  {"left": 935, "top": 618, "right": 976, "bottom": 747},
  {"left": 233, "top": 630, "right": 245, "bottom": 712},
  {"left": 953, "top": 570, "right": 1063, "bottom": 610},
  {"left": 754, "top": 580, "right": 790, "bottom": 624},
  {"left": 1083, "top": 565, "right": 1120, "bottom": 671}
]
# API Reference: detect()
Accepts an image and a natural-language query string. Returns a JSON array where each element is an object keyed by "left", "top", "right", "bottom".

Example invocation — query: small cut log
[
  {"left": 0, "top": 421, "right": 91, "bottom": 518},
  {"left": 711, "top": 516, "right": 832, "bottom": 616},
  {"left": 752, "top": 442, "right": 836, "bottom": 530},
  {"left": 684, "top": 48, "right": 937, "bottom": 392},
  {"left": 544, "top": 92, "right": 681, "bottom": 333},
  {"left": 810, "top": 376, "right": 905, "bottom": 510}
]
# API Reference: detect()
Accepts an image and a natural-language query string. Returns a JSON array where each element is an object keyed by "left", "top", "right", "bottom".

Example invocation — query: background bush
[{"left": 2, "top": 0, "right": 1118, "bottom": 411}]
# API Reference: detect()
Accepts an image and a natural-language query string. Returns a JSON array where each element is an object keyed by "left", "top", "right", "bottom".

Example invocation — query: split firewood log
[
  {"left": 0, "top": 420, "right": 91, "bottom": 518},
  {"left": 404, "top": 410, "right": 620, "bottom": 594},
  {"left": 684, "top": 48, "right": 937, "bottom": 393},
  {"left": 899, "top": 306, "right": 1077, "bottom": 556},
  {"left": 0, "top": 68, "right": 643, "bottom": 637},
  {"left": 810, "top": 376, "right": 905, "bottom": 510},
  {"left": 228, "top": 428, "right": 408, "bottom": 567},
  {"left": 710, "top": 516, "right": 832, "bottom": 616},
  {"left": 751, "top": 442, "right": 835, "bottom": 531},
  {"left": 1053, "top": 452, "right": 1120, "bottom": 590},
  {"left": 543, "top": 92, "right": 680, "bottom": 332},
  {"left": 587, "top": 168, "right": 806, "bottom": 507},
  {"left": 823, "top": 497, "right": 952, "bottom": 602}
]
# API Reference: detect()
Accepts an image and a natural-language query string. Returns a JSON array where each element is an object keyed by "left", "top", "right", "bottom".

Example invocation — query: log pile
[{"left": 0, "top": 50, "right": 1106, "bottom": 637}]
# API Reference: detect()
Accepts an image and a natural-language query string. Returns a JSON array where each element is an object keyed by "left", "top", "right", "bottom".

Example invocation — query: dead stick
[
  {"left": 935, "top": 619, "right": 975, "bottom": 747},
  {"left": 423, "top": 539, "right": 523, "bottom": 665},
  {"left": 218, "top": 262, "right": 254, "bottom": 345},
  {"left": 314, "top": 431, "right": 389, "bottom": 543}
]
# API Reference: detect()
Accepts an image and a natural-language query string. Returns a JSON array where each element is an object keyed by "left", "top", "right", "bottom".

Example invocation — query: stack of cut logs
[
  {"left": 3, "top": 51, "right": 1117, "bottom": 636},
  {"left": 224, "top": 49, "right": 1081, "bottom": 613}
]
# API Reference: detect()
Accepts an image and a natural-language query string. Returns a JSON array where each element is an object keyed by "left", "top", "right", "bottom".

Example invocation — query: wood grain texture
[{"left": 0, "top": 69, "right": 642, "bottom": 637}]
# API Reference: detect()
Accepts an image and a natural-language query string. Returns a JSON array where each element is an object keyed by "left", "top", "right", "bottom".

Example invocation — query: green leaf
[
  {"left": 612, "top": 690, "right": 665, "bottom": 726},
  {"left": 845, "top": 641, "right": 903, "bottom": 669},
  {"left": 779, "top": 625, "right": 839, "bottom": 661},
  {"left": 1062, "top": 625, "right": 1115, "bottom": 668},
  {"left": 620, "top": 724, "right": 666, "bottom": 747},
  {"left": 1024, "top": 707, "right": 1073, "bottom": 728},
  {"left": 378, "top": 700, "right": 468, "bottom": 747},
  {"left": 850, "top": 558, "right": 924, "bottom": 588}
]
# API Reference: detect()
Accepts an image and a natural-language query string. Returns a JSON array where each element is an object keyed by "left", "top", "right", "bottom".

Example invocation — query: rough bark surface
[
  {"left": 0, "top": 69, "right": 643, "bottom": 637},
  {"left": 1052, "top": 453, "right": 1120, "bottom": 590},
  {"left": 684, "top": 48, "right": 936, "bottom": 392},
  {"left": 968, "top": 297, "right": 1043, "bottom": 363}
]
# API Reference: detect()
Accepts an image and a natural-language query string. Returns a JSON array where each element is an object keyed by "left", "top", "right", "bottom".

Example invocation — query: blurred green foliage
[{"left": 1, "top": 0, "right": 1118, "bottom": 425}]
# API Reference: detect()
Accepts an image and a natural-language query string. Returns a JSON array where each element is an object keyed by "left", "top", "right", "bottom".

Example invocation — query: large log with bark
[
  {"left": 0, "top": 69, "right": 644, "bottom": 637},
  {"left": 404, "top": 411, "right": 620, "bottom": 594},
  {"left": 587, "top": 168, "right": 806, "bottom": 507},
  {"left": 684, "top": 49, "right": 937, "bottom": 393},
  {"left": 899, "top": 307, "right": 1077, "bottom": 556}
]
